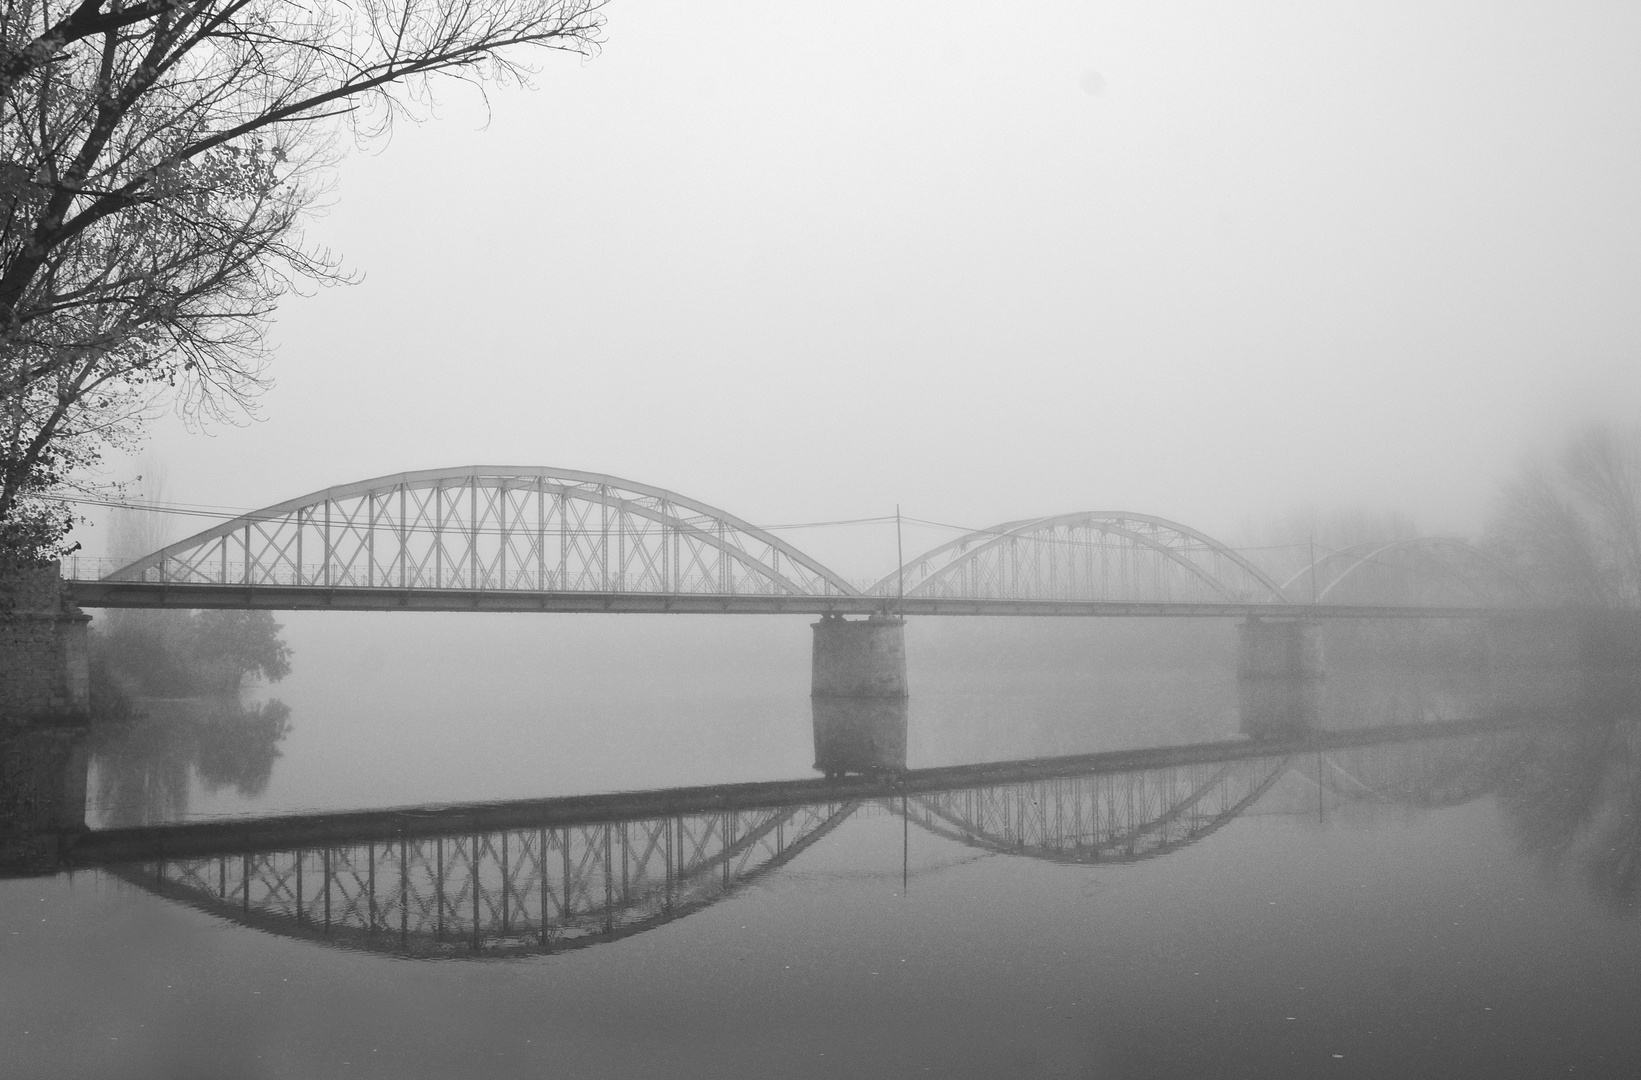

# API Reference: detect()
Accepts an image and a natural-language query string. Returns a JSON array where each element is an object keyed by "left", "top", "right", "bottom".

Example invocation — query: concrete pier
[{"left": 811, "top": 614, "right": 908, "bottom": 698}]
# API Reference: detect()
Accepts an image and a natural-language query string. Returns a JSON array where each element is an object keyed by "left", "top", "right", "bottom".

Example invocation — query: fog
[
  {"left": 13, "top": 6, "right": 1641, "bottom": 1076},
  {"left": 76, "top": 0, "right": 1641, "bottom": 576}
]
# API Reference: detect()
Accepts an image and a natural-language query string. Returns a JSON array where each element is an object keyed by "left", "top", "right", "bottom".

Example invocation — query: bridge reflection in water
[
  {"left": 41, "top": 711, "right": 1534, "bottom": 960},
  {"left": 122, "top": 800, "right": 856, "bottom": 958}
]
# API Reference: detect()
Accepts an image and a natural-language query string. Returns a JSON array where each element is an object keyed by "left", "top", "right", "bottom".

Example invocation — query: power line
[{"left": 49, "top": 492, "right": 1350, "bottom": 557}]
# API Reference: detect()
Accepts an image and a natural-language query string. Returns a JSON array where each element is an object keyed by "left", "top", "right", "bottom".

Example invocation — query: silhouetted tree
[
  {"left": 1, "top": 0, "right": 606, "bottom": 559},
  {"left": 92, "top": 606, "right": 290, "bottom": 694},
  {"left": 189, "top": 609, "right": 290, "bottom": 690},
  {"left": 1489, "top": 424, "right": 1641, "bottom": 607}
]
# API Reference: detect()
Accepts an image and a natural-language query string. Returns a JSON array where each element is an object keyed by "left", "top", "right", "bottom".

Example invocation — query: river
[{"left": 3, "top": 614, "right": 1638, "bottom": 1078}]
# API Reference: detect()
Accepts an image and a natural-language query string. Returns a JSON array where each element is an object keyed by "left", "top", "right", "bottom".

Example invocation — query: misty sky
[{"left": 89, "top": 0, "right": 1641, "bottom": 579}]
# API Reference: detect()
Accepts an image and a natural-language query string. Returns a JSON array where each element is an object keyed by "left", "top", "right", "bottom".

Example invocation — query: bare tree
[
  {"left": 1, "top": 0, "right": 605, "bottom": 559},
  {"left": 1489, "top": 423, "right": 1641, "bottom": 607}
]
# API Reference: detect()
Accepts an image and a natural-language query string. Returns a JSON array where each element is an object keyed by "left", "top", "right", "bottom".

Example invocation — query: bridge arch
[
  {"left": 107, "top": 466, "right": 858, "bottom": 598},
  {"left": 871, "top": 512, "right": 1288, "bottom": 604},
  {"left": 1281, "top": 537, "right": 1527, "bottom": 607}
]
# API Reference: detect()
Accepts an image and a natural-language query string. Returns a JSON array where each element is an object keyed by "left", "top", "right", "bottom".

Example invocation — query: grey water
[{"left": 5, "top": 615, "right": 1641, "bottom": 1079}]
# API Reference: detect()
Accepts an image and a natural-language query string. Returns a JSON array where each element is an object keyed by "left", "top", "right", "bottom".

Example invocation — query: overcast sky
[{"left": 91, "top": 0, "right": 1641, "bottom": 579}]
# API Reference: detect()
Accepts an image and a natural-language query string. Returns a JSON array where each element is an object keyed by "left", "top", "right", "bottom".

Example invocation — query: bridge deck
[{"left": 65, "top": 580, "right": 1502, "bottom": 619}]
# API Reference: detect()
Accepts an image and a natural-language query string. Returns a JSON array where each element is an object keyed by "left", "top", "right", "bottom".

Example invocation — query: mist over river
[{"left": 5, "top": 614, "right": 1639, "bottom": 1079}]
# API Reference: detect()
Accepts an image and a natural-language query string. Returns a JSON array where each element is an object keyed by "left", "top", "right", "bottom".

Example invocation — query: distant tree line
[
  {"left": 1242, "top": 422, "right": 1640, "bottom": 611},
  {"left": 93, "top": 607, "right": 290, "bottom": 697},
  {"left": 1487, "top": 423, "right": 1641, "bottom": 608}
]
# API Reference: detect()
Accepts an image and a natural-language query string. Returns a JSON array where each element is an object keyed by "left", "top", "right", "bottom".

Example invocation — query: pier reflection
[
  {"left": 1238, "top": 677, "right": 1322, "bottom": 739},
  {"left": 812, "top": 696, "right": 908, "bottom": 777},
  {"left": 6, "top": 665, "right": 1640, "bottom": 958},
  {"left": 7, "top": 710, "right": 1615, "bottom": 959}
]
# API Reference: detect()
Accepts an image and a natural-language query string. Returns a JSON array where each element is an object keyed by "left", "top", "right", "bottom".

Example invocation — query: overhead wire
[{"left": 47, "top": 491, "right": 1339, "bottom": 564}]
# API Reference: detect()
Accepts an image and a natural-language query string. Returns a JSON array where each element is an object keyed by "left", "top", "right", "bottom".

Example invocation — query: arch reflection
[
  {"left": 19, "top": 713, "right": 1548, "bottom": 959},
  {"left": 12, "top": 696, "right": 1639, "bottom": 957},
  {"left": 899, "top": 756, "right": 1289, "bottom": 864},
  {"left": 119, "top": 800, "right": 857, "bottom": 959}
]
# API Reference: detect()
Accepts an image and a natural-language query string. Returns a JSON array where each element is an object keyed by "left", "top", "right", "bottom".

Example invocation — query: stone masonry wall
[{"left": 0, "top": 562, "right": 91, "bottom": 723}]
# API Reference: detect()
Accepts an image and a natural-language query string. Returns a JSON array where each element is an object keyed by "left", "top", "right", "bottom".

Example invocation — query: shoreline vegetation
[
  {"left": 82, "top": 610, "right": 296, "bottom": 821},
  {"left": 90, "top": 609, "right": 291, "bottom": 701}
]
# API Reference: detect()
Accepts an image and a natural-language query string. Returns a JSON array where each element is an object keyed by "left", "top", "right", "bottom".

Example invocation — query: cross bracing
[
  {"left": 66, "top": 472, "right": 1519, "bottom": 614},
  {"left": 103, "top": 466, "right": 858, "bottom": 599},
  {"left": 871, "top": 512, "right": 1290, "bottom": 605}
]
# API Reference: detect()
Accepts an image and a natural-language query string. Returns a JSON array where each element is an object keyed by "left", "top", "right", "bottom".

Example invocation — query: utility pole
[
  {"left": 897, "top": 504, "right": 905, "bottom": 615},
  {"left": 1309, "top": 531, "right": 1318, "bottom": 605}
]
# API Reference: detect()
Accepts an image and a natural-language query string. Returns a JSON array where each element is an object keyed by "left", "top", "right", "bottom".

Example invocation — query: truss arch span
[
  {"left": 1283, "top": 537, "right": 1529, "bottom": 608},
  {"left": 872, "top": 512, "right": 1288, "bottom": 605},
  {"left": 106, "top": 466, "right": 858, "bottom": 598}
]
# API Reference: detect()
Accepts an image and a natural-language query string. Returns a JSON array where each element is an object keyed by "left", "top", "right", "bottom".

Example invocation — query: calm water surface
[{"left": 4, "top": 614, "right": 1639, "bottom": 1078}]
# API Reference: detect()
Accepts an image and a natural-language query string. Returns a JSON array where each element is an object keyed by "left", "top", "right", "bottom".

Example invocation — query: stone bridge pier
[
  {"left": 811, "top": 615, "right": 908, "bottom": 777},
  {"left": 811, "top": 614, "right": 908, "bottom": 698},
  {"left": 1, "top": 562, "right": 90, "bottom": 723}
]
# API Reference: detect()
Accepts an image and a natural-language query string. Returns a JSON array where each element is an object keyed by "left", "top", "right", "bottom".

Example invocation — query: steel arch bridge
[
  {"left": 105, "top": 466, "right": 859, "bottom": 597},
  {"left": 88, "top": 466, "right": 859, "bottom": 611},
  {"left": 63, "top": 467, "right": 1505, "bottom": 616},
  {"left": 869, "top": 512, "right": 1289, "bottom": 606}
]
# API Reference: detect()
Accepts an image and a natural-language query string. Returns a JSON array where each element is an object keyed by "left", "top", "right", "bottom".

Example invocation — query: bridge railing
[
  {"left": 62, "top": 556, "right": 835, "bottom": 596},
  {"left": 63, "top": 557, "right": 128, "bottom": 582}
]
